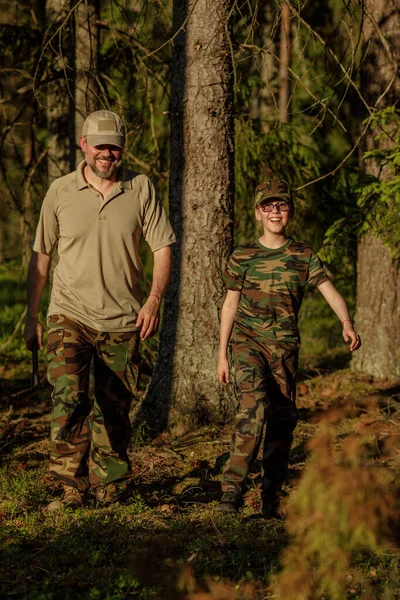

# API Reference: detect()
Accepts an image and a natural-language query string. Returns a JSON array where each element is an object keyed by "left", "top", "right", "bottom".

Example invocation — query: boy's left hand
[{"left": 343, "top": 324, "right": 361, "bottom": 352}]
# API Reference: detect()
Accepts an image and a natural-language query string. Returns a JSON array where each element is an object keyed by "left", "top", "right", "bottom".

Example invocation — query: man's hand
[
  {"left": 24, "top": 317, "right": 44, "bottom": 351},
  {"left": 342, "top": 323, "right": 361, "bottom": 352},
  {"left": 217, "top": 356, "right": 230, "bottom": 384},
  {"left": 136, "top": 296, "right": 160, "bottom": 340}
]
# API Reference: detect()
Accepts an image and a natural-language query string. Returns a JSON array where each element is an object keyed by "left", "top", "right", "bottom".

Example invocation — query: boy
[{"left": 216, "top": 179, "right": 361, "bottom": 517}]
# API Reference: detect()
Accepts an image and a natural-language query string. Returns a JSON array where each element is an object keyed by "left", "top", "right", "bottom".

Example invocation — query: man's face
[{"left": 80, "top": 137, "right": 123, "bottom": 180}]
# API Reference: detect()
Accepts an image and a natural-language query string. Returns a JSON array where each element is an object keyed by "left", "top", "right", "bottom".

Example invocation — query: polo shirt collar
[{"left": 75, "top": 160, "right": 133, "bottom": 192}]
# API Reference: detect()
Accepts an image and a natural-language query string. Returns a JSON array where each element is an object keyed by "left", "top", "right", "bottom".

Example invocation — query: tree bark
[
  {"left": 143, "top": 0, "right": 235, "bottom": 435},
  {"left": 249, "top": 4, "right": 279, "bottom": 132},
  {"left": 74, "top": 0, "right": 99, "bottom": 166},
  {"left": 279, "top": 2, "right": 291, "bottom": 124},
  {"left": 46, "top": 0, "right": 72, "bottom": 183},
  {"left": 352, "top": 0, "right": 400, "bottom": 379}
]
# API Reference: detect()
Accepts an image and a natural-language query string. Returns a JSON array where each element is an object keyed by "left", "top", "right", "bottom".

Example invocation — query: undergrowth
[{"left": 1, "top": 269, "right": 399, "bottom": 600}]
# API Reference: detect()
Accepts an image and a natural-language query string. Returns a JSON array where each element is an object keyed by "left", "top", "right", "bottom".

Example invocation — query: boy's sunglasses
[{"left": 258, "top": 201, "right": 290, "bottom": 213}]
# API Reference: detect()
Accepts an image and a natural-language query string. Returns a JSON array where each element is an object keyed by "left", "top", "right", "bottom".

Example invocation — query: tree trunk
[
  {"left": 279, "top": 2, "right": 291, "bottom": 124},
  {"left": 143, "top": 0, "right": 235, "bottom": 435},
  {"left": 74, "top": 0, "right": 99, "bottom": 166},
  {"left": 46, "top": 0, "right": 72, "bottom": 183},
  {"left": 249, "top": 4, "right": 279, "bottom": 132},
  {"left": 352, "top": 0, "right": 400, "bottom": 379},
  {"left": 20, "top": 132, "right": 35, "bottom": 268}
]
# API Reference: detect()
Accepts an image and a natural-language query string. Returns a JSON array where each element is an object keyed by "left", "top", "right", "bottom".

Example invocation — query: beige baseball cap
[{"left": 82, "top": 110, "right": 126, "bottom": 148}]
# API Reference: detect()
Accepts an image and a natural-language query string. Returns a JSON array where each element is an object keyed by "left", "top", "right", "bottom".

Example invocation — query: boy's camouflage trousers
[
  {"left": 222, "top": 329, "right": 299, "bottom": 501},
  {"left": 47, "top": 314, "right": 140, "bottom": 491}
]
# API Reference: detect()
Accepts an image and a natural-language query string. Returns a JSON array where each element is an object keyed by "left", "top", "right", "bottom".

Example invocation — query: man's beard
[{"left": 87, "top": 155, "right": 122, "bottom": 180}]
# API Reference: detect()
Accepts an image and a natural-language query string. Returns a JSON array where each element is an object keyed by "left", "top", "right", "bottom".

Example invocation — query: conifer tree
[
  {"left": 351, "top": 0, "right": 400, "bottom": 379},
  {"left": 143, "top": 0, "right": 235, "bottom": 434}
]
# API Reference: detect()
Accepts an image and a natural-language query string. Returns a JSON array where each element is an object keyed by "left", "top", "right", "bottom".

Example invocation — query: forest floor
[{"left": 1, "top": 351, "right": 400, "bottom": 600}]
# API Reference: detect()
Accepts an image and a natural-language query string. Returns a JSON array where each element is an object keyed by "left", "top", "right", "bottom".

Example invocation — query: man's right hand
[{"left": 24, "top": 317, "right": 44, "bottom": 351}]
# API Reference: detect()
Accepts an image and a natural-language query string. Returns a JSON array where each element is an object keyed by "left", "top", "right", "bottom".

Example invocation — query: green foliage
[
  {"left": 357, "top": 108, "right": 400, "bottom": 258},
  {"left": 0, "top": 264, "right": 48, "bottom": 361},
  {"left": 321, "top": 108, "right": 400, "bottom": 262}
]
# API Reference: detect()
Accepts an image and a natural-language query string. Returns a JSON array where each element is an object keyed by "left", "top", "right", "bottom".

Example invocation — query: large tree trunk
[
  {"left": 352, "top": 0, "right": 400, "bottom": 379},
  {"left": 143, "top": 0, "right": 235, "bottom": 435}
]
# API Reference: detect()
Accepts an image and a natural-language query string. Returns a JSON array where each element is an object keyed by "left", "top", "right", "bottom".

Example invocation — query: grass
[{"left": 1, "top": 266, "right": 399, "bottom": 599}]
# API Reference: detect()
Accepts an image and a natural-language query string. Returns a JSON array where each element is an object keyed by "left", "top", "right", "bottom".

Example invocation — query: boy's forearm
[
  {"left": 218, "top": 305, "right": 237, "bottom": 358},
  {"left": 318, "top": 280, "right": 353, "bottom": 325}
]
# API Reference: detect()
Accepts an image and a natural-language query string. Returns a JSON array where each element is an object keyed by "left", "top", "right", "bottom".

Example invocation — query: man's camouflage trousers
[
  {"left": 47, "top": 314, "right": 140, "bottom": 491},
  {"left": 222, "top": 329, "right": 299, "bottom": 501}
]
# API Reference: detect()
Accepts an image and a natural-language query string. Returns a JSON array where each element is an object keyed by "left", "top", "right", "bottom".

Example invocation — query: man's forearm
[
  {"left": 27, "top": 252, "right": 51, "bottom": 318},
  {"left": 149, "top": 245, "right": 173, "bottom": 302}
]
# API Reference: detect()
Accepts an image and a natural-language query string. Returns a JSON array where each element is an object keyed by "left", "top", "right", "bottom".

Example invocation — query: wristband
[{"left": 341, "top": 319, "right": 352, "bottom": 327}]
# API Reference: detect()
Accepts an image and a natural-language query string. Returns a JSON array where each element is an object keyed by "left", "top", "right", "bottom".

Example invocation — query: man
[{"left": 24, "top": 110, "right": 175, "bottom": 509}]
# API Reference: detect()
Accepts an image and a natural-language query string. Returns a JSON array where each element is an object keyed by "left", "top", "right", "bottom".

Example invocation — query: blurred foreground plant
[{"left": 271, "top": 408, "right": 398, "bottom": 600}]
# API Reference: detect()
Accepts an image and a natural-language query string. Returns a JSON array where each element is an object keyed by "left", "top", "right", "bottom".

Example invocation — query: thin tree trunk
[
  {"left": 143, "top": 0, "right": 235, "bottom": 435},
  {"left": 46, "top": 0, "right": 72, "bottom": 183},
  {"left": 352, "top": 0, "right": 400, "bottom": 379},
  {"left": 74, "top": 0, "right": 99, "bottom": 166},
  {"left": 20, "top": 132, "right": 35, "bottom": 268},
  {"left": 279, "top": 2, "right": 291, "bottom": 124},
  {"left": 249, "top": 4, "right": 279, "bottom": 132}
]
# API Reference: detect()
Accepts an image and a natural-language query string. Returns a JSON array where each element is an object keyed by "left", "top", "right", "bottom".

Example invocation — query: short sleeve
[
  {"left": 142, "top": 179, "right": 176, "bottom": 251},
  {"left": 32, "top": 183, "right": 59, "bottom": 256},
  {"left": 308, "top": 250, "right": 331, "bottom": 287},
  {"left": 223, "top": 250, "right": 244, "bottom": 291}
]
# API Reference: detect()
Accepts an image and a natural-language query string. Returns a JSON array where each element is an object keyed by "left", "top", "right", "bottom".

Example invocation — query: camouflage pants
[
  {"left": 47, "top": 314, "right": 140, "bottom": 491},
  {"left": 222, "top": 331, "right": 299, "bottom": 500}
]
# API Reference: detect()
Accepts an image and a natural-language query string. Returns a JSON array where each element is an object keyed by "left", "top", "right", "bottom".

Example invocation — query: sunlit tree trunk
[
  {"left": 144, "top": 0, "right": 235, "bottom": 435},
  {"left": 352, "top": 0, "right": 400, "bottom": 379},
  {"left": 20, "top": 133, "right": 35, "bottom": 267},
  {"left": 249, "top": 4, "right": 279, "bottom": 132}
]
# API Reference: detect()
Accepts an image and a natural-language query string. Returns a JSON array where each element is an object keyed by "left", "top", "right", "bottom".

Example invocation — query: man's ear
[
  {"left": 80, "top": 136, "right": 87, "bottom": 152},
  {"left": 255, "top": 207, "right": 262, "bottom": 221}
]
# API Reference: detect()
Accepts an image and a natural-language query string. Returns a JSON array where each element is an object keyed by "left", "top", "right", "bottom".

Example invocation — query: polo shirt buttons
[{"left": 98, "top": 215, "right": 107, "bottom": 220}]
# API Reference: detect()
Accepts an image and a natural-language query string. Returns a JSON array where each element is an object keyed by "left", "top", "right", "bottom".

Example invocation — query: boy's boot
[
  {"left": 261, "top": 489, "right": 287, "bottom": 519},
  {"left": 215, "top": 488, "right": 243, "bottom": 514}
]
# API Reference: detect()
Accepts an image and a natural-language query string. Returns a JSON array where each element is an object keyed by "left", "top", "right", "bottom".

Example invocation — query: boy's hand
[
  {"left": 217, "top": 357, "right": 230, "bottom": 384},
  {"left": 342, "top": 323, "right": 361, "bottom": 352}
]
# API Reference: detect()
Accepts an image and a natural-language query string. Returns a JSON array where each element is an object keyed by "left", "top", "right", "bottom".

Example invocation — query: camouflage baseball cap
[
  {"left": 254, "top": 179, "right": 292, "bottom": 206},
  {"left": 82, "top": 110, "right": 126, "bottom": 149}
]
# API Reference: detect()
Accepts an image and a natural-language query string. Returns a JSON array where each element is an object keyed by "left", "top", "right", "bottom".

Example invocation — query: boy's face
[{"left": 255, "top": 199, "right": 290, "bottom": 233}]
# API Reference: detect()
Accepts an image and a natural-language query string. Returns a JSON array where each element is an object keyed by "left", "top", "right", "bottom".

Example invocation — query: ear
[
  {"left": 255, "top": 207, "right": 262, "bottom": 221},
  {"left": 80, "top": 136, "right": 87, "bottom": 152}
]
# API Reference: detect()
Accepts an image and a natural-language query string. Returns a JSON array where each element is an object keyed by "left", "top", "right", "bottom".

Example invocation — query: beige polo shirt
[{"left": 33, "top": 161, "right": 176, "bottom": 332}]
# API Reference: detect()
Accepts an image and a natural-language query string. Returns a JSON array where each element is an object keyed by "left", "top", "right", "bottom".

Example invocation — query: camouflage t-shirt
[{"left": 223, "top": 238, "right": 330, "bottom": 344}]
